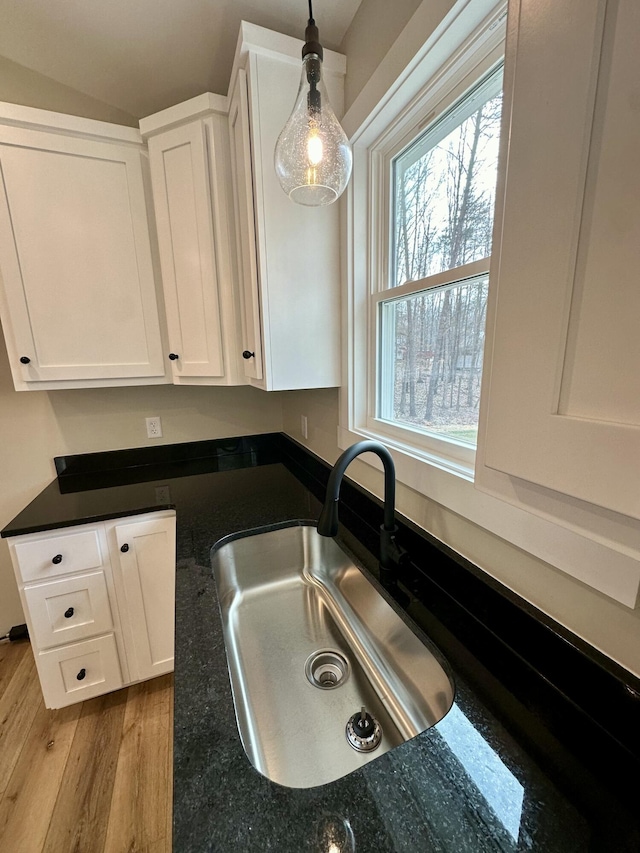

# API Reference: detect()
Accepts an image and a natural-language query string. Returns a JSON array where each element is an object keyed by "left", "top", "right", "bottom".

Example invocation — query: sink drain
[
  {"left": 346, "top": 707, "right": 382, "bottom": 752},
  {"left": 305, "top": 650, "right": 350, "bottom": 690}
]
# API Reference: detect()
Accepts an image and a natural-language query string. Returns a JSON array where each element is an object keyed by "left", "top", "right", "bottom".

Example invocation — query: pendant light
[{"left": 274, "top": 0, "right": 352, "bottom": 206}]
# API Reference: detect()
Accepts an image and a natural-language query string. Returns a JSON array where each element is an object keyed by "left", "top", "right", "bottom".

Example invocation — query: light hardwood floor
[{"left": 0, "top": 639, "right": 173, "bottom": 853}]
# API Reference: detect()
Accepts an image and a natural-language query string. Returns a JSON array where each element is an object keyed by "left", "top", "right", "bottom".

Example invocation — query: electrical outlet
[
  {"left": 146, "top": 416, "right": 162, "bottom": 439},
  {"left": 301, "top": 415, "right": 308, "bottom": 440},
  {"left": 155, "top": 485, "right": 171, "bottom": 504}
]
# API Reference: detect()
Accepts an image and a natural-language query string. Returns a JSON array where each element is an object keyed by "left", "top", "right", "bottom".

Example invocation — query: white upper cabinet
[
  {"left": 477, "top": 0, "right": 640, "bottom": 521},
  {"left": 228, "top": 24, "right": 344, "bottom": 391},
  {"left": 228, "top": 71, "right": 264, "bottom": 383},
  {"left": 141, "top": 95, "right": 244, "bottom": 386},
  {"left": 0, "top": 103, "right": 168, "bottom": 390}
]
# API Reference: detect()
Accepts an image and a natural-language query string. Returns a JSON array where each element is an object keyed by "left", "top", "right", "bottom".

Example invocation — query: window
[
  {"left": 341, "top": 0, "right": 507, "bottom": 480},
  {"left": 377, "top": 69, "right": 503, "bottom": 449}
]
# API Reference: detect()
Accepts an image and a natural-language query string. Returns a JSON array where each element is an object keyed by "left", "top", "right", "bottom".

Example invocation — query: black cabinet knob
[
  {"left": 76, "top": 668, "right": 86, "bottom": 681},
  {"left": 242, "top": 350, "right": 255, "bottom": 360},
  {"left": 120, "top": 543, "right": 129, "bottom": 553},
  {"left": 19, "top": 356, "right": 31, "bottom": 365},
  {"left": 64, "top": 607, "right": 74, "bottom": 619},
  {"left": 168, "top": 353, "right": 179, "bottom": 360},
  {"left": 52, "top": 554, "right": 63, "bottom": 565}
]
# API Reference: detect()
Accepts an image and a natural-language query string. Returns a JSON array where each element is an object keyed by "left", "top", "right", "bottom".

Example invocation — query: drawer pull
[
  {"left": 64, "top": 607, "right": 74, "bottom": 619},
  {"left": 120, "top": 543, "right": 129, "bottom": 553},
  {"left": 242, "top": 350, "right": 255, "bottom": 360},
  {"left": 168, "top": 352, "right": 180, "bottom": 360},
  {"left": 76, "top": 668, "right": 86, "bottom": 681},
  {"left": 52, "top": 554, "right": 63, "bottom": 565}
]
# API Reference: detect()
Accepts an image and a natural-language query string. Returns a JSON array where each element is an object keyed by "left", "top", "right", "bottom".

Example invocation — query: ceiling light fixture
[{"left": 274, "top": 0, "right": 352, "bottom": 206}]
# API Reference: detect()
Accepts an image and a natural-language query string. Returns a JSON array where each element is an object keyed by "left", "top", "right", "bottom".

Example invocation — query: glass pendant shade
[{"left": 275, "top": 53, "right": 352, "bottom": 206}]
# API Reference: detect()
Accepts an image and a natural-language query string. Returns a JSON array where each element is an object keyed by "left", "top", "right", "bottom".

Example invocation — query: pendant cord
[{"left": 308, "top": 0, "right": 314, "bottom": 25}]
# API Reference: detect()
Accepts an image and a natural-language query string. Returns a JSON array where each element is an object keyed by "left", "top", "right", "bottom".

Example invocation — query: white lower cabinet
[
  {"left": 8, "top": 510, "right": 176, "bottom": 708},
  {"left": 109, "top": 514, "right": 176, "bottom": 682}
]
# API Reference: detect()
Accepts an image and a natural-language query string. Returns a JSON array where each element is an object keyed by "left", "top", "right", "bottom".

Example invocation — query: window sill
[{"left": 337, "top": 423, "right": 640, "bottom": 610}]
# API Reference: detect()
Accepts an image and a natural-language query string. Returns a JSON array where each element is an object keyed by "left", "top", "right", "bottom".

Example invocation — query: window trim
[{"left": 343, "top": 2, "right": 507, "bottom": 479}]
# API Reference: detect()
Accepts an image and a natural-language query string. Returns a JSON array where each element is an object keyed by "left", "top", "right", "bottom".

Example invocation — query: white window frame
[
  {"left": 338, "top": 0, "right": 640, "bottom": 608},
  {"left": 373, "top": 64, "right": 502, "bottom": 463},
  {"left": 341, "top": 1, "right": 507, "bottom": 480}
]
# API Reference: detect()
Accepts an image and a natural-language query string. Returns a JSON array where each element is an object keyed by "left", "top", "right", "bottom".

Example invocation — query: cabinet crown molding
[
  {"left": 139, "top": 92, "right": 229, "bottom": 137},
  {"left": 0, "top": 99, "right": 143, "bottom": 146},
  {"left": 229, "top": 21, "right": 347, "bottom": 100}
]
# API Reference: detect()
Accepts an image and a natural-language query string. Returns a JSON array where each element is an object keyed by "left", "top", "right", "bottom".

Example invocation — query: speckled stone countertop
[{"left": 3, "top": 435, "right": 639, "bottom": 852}]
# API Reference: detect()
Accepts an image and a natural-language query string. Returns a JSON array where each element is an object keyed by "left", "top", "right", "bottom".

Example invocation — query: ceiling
[{"left": 0, "top": 0, "right": 363, "bottom": 120}]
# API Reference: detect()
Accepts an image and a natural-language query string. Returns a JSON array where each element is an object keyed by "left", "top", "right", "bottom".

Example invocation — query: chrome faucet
[{"left": 317, "top": 440, "right": 403, "bottom": 579}]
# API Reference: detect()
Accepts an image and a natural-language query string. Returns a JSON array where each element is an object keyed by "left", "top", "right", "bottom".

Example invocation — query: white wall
[
  {"left": 339, "top": 0, "right": 427, "bottom": 110},
  {"left": 0, "top": 54, "right": 137, "bottom": 126}
]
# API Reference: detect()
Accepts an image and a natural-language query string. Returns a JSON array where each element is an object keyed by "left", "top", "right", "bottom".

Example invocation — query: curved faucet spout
[{"left": 317, "top": 440, "right": 399, "bottom": 572}]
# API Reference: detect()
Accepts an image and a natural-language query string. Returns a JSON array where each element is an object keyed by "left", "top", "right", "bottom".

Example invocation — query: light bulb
[
  {"left": 307, "top": 126, "right": 323, "bottom": 166},
  {"left": 274, "top": 53, "right": 352, "bottom": 206}
]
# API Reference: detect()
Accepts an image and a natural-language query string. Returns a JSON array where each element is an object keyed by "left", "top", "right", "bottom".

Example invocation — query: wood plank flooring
[{"left": 0, "top": 640, "right": 173, "bottom": 853}]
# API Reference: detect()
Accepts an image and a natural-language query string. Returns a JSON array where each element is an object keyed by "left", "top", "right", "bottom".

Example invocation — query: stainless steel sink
[{"left": 211, "top": 522, "right": 455, "bottom": 788}]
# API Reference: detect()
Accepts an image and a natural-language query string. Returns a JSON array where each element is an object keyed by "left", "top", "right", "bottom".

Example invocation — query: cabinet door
[
  {"left": 0, "top": 125, "right": 166, "bottom": 385},
  {"left": 148, "top": 121, "right": 225, "bottom": 379},
  {"left": 478, "top": 0, "right": 640, "bottom": 520},
  {"left": 24, "top": 570, "right": 113, "bottom": 650},
  {"left": 37, "top": 634, "right": 123, "bottom": 709},
  {"left": 113, "top": 515, "right": 176, "bottom": 682},
  {"left": 243, "top": 52, "right": 341, "bottom": 391},
  {"left": 228, "top": 69, "right": 264, "bottom": 382}
]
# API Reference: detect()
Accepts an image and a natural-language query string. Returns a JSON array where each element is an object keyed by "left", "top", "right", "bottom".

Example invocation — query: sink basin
[{"left": 211, "top": 522, "right": 455, "bottom": 788}]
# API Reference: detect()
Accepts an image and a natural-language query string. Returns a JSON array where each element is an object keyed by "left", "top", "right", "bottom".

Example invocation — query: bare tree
[{"left": 391, "top": 91, "right": 502, "bottom": 435}]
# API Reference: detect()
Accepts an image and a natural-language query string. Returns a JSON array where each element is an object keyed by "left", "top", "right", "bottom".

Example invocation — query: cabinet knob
[
  {"left": 168, "top": 353, "right": 179, "bottom": 361},
  {"left": 64, "top": 607, "right": 74, "bottom": 619},
  {"left": 19, "top": 356, "right": 31, "bottom": 365},
  {"left": 52, "top": 554, "right": 63, "bottom": 565},
  {"left": 120, "top": 543, "right": 129, "bottom": 553},
  {"left": 76, "top": 668, "right": 86, "bottom": 681},
  {"left": 242, "top": 350, "right": 255, "bottom": 360}
]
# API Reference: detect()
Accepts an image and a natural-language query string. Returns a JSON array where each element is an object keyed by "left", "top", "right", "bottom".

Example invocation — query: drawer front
[
  {"left": 14, "top": 528, "right": 103, "bottom": 583},
  {"left": 24, "top": 571, "right": 113, "bottom": 650},
  {"left": 37, "top": 634, "right": 122, "bottom": 708}
]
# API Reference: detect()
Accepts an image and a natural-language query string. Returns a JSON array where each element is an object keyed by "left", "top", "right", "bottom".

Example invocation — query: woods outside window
[{"left": 376, "top": 68, "right": 503, "bottom": 450}]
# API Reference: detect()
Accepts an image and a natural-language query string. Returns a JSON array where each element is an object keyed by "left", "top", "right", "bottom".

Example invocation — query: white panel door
[
  {"left": 113, "top": 515, "right": 176, "bottom": 682},
  {"left": 148, "top": 121, "right": 225, "bottom": 379},
  {"left": 479, "top": 0, "right": 640, "bottom": 520},
  {"left": 246, "top": 51, "right": 341, "bottom": 391},
  {"left": 0, "top": 125, "right": 165, "bottom": 383},
  {"left": 228, "top": 68, "right": 264, "bottom": 382}
]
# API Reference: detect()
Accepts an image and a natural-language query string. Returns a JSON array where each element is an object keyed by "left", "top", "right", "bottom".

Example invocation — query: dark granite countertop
[{"left": 3, "top": 435, "right": 639, "bottom": 852}]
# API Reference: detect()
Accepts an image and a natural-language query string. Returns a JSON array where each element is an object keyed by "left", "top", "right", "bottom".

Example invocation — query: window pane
[
  {"left": 379, "top": 276, "right": 488, "bottom": 445},
  {"left": 393, "top": 89, "right": 502, "bottom": 287}
]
